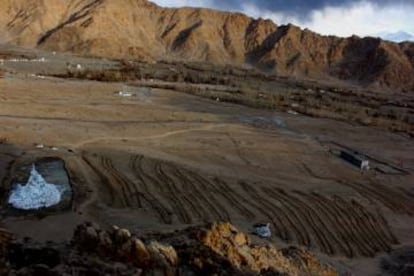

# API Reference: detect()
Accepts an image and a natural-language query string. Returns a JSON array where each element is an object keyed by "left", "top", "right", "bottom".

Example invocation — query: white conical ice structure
[{"left": 8, "top": 164, "right": 62, "bottom": 210}]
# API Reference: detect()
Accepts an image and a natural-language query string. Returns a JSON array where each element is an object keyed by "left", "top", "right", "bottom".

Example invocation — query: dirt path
[{"left": 71, "top": 123, "right": 233, "bottom": 149}]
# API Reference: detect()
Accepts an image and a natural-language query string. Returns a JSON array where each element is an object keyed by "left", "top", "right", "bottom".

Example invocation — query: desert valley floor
[{"left": 0, "top": 46, "right": 413, "bottom": 275}]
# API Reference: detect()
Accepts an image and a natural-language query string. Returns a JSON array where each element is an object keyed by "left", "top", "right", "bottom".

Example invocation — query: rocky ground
[
  {"left": 0, "top": 222, "right": 338, "bottom": 275},
  {"left": 0, "top": 46, "right": 413, "bottom": 275}
]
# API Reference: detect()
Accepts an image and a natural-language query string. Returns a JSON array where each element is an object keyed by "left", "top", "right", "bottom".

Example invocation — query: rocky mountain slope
[
  {"left": 0, "top": 222, "right": 337, "bottom": 275},
  {"left": 0, "top": 0, "right": 413, "bottom": 92}
]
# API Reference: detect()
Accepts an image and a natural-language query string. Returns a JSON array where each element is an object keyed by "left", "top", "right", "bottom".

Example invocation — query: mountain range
[
  {"left": 0, "top": 0, "right": 413, "bottom": 92},
  {"left": 380, "top": 31, "right": 414, "bottom": 43}
]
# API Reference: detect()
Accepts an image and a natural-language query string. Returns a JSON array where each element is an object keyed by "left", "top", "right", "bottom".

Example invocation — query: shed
[{"left": 340, "top": 150, "right": 370, "bottom": 170}]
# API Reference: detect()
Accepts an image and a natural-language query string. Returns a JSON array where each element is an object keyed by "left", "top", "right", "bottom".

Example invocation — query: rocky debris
[
  {"left": 281, "top": 247, "right": 339, "bottom": 276},
  {"left": 73, "top": 222, "right": 178, "bottom": 274},
  {"left": 191, "top": 222, "right": 337, "bottom": 275},
  {"left": 0, "top": 222, "right": 337, "bottom": 275}
]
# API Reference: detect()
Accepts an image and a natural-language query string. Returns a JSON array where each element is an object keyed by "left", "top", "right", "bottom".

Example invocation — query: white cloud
[
  {"left": 267, "top": 1, "right": 413, "bottom": 39},
  {"left": 151, "top": 0, "right": 414, "bottom": 41},
  {"left": 152, "top": 0, "right": 214, "bottom": 8}
]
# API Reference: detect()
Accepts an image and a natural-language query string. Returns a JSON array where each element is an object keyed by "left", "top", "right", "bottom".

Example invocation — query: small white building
[{"left": 116, "top": 91, "right": 133, "bottom": 97}]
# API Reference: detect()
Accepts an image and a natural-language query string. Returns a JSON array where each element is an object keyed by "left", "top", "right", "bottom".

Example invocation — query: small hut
[{"left": 340, "top": 150, "right": 370, "bottom": 170}]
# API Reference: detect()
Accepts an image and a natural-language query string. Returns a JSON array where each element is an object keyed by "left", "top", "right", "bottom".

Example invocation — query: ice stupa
[{"left": 8, "top": 164, "right": 62, "bottom": 210}]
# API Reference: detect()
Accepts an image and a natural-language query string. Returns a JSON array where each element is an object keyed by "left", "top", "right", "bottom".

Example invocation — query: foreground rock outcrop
[
  {"left": 0, "top": 0, "right": 413, "bottom": 92},
  {"left": 0, "top": 222, "right": 337, "bottom": 275}
]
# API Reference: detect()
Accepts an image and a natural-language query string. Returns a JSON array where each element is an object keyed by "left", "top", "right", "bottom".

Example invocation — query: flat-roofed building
[{"left": 340, "top": 150, "right": 370, "bottom": 170}]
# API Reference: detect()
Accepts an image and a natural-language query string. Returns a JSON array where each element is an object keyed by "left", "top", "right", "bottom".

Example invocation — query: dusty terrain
[
  {"left": 1, "top": 0, "right": 414, "bottom": 92},
  {"left": 0, "top": 45, "right": 413, "bottom": 275}
]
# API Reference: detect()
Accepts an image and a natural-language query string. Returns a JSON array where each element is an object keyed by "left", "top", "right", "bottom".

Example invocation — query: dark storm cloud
[{"left": 212, "top": 0, "right": 412, "bottom": 16}]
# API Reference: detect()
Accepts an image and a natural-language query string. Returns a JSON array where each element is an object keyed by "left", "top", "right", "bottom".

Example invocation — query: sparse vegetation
[{"left": 51, "top": 60, "right": 413, "bottom": 137}]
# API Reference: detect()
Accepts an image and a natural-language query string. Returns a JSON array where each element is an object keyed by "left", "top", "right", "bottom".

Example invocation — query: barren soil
[{"left": 0, "top": 46, "right": 413, "bottom": 275}]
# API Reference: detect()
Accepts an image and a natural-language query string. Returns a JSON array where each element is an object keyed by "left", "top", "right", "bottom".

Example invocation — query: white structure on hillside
[
  {"left": 116, "top": 91, "right": 133, "bottom": 97},
  {"left": 8, "top": 165, "right": 62, "bottom": 210}
]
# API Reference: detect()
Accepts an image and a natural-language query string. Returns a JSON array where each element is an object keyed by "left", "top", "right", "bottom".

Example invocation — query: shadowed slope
[{"left": 0, "top": 0, "right": 413, "bottom": 91}]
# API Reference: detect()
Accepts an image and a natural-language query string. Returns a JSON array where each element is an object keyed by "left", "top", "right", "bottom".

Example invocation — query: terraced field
[
  {"left": 80, "top": 151, "right": 411, "bottom": 258},
  {"left": 342, "top": 181, "right": 414, "bottom": 215},
  {"left": 1, "top": 45, "right": 413, "bottom": 275}
]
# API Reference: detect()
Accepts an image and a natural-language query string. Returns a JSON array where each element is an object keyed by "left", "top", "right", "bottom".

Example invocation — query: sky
[{"left": 151, "top": 0, "right": 414, "bottom": 42}]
